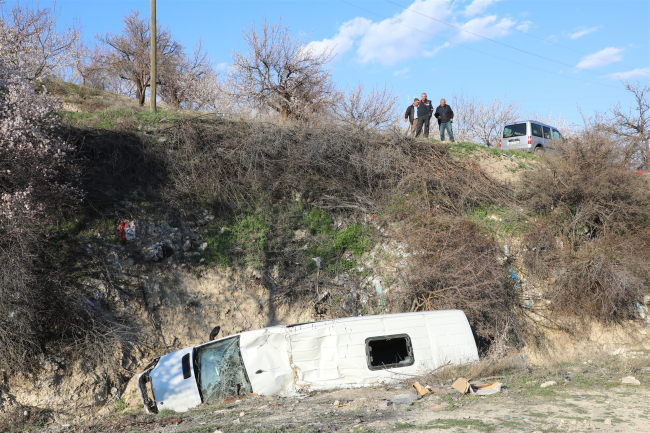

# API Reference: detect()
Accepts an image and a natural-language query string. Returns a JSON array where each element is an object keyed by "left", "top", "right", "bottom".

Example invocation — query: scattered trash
[
  {"left": 540, "top": 381, "right": 556, "bottom": 388},
  {"left": 508, "top": 268, "right": 521, "bottom": 288},
  {"left": 388, "top": 393, "right": 420, "bottom": 405},
  {"left": 413, "top": 381, "right": 430, "bottom": 396},
  {"left": 451, "top": 378, "right": 502, "bottom": 395},
  {"left": 505, "top": 415, "right": 524, "bottom": 420},
  {"left": 470, "top": 382, "right": 502, "bottom": 395},
  {"left": 621, "top": 376, "right": 640, "bottom": 385},
  {"left": 431, "top": 403, "right": 449, "bottom": 411},
  {"left": 125, "top": 221, "right": 136, "bottom": 240},
  {"left": 604, "top": 418, "right": 612, "bottom": 425},
  {"left": 424, "top": 386, "right": 447, "bottom": 394}
]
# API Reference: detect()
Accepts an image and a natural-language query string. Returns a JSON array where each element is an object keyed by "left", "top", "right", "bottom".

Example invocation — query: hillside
[{"left": 1, "top": 81, "right": 649, "bottom": 433}]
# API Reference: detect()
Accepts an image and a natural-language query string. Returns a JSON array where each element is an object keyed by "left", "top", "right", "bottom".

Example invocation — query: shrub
[
  {"left": 393, "top": 210, "right": 523, "bottom": 349},
  {"left": 519, "top": 132, "right": 650, "bottom": 324}
]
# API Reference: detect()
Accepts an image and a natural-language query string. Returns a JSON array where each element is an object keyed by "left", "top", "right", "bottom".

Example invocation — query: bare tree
[
  {"left": 96, "top": 10, "right": 182, "bottom": 105},
  {"left": 0, "top": 0, "right": 81, "bottom": 80},
  {"left": 158, "top": 40, "right": 215, "bottom": 109},
  {"left": 334, "top": 82, "right": 400, "bottom": 130},
  {"left": 611, "top": 80, "right": 650, "bottom": 166},
  {"left": 451, "top": 91, "right": 523, "bottom": 146},
  {"left": 228, "top": 17, "right": 337, "bottom": 120}
]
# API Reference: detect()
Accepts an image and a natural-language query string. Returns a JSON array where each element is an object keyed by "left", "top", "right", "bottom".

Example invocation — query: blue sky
[{"left": 38, "top": 0, "right": 650, "bottom": 125}]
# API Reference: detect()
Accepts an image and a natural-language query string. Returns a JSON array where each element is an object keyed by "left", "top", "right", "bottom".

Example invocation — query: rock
[
  {"left": 239, "top": 412, "right": 245, "bottom": 417},
  {"left": 182, "top": 239, "right": 192, "bottom": 251},
  {"left": 333, "top": 400, "right": 340, "bottom": 406},
  {"left": 199, "top": 242, "right": 208, "bottom": 251},
  {"left": 621, "top": 376, "right": 640, "bottom": 385},
  {"left": 232, "top": 418, "right": 240, "bottom": 425},
  {"left": 604, "top": 418, "right": 612, "bottom": 425},
  {"left": 540, "top": 381, "right": 556, "bottom": 388},
  {"left": 388, "top": 393, "right": 420, "bottom": 405}
]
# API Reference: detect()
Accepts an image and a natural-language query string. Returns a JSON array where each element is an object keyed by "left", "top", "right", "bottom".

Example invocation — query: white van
[
  {"left": 137, "top": 310, "right": 479, "bottom": 413},
  {"left": 500, "top": 120, "right": 563, "bottom": 154}
]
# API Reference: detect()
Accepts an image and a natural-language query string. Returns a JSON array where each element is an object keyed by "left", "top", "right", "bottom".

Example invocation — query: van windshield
[
  {"left": 195, "top": 337, "right": 252, "bottom": 403},
  {"left": 503, "top": 124, "right": 526, "bottom": 138}
]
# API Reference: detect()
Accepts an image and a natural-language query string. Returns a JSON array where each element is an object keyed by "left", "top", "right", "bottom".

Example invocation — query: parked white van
[
  {"left": 137, "top": 310, "right": 479, "bottom": 413},
  {"left": 500, "top": 120, "right": 563, "bottom": 154}
]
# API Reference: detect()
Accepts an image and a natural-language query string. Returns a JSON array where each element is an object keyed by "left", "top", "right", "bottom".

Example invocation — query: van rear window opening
[
  {"left": 366, "top": 334, "right": 414, "bottom": 370},
  {"left": 503, "top": 124, "right": 527, "bottom": 138}
]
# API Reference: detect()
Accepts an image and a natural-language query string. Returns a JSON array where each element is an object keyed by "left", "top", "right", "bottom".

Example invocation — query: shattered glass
[{"left": 196, "top": 337, "right": 252, "bottom": 404}]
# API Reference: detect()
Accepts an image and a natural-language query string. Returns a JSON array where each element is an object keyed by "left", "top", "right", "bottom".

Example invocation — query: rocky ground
[{"left": 19, "top": 353, "right": 649, "bottom": 433}]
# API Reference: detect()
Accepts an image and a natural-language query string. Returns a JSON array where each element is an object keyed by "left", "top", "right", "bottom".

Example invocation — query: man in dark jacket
[
  {"left": 403, "top": 98, "right": 420, "bottom": 137},
  {"left": 414, "top": 97, "right": 431, "bottom": 138},
  {"left": 434, "top": 98, "right": 455, "bottom": 142},
  {"left": 419, "top": 93, "right": 433, "bottom": 138}
]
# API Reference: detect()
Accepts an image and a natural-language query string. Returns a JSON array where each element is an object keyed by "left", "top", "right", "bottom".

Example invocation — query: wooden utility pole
[{"left": 150, "top": 0, "right": 156, "bottom": 112}]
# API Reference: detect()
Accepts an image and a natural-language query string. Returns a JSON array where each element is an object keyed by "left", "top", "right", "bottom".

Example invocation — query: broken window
[
  {"left": 195, "top": 336, "right": 252, "bottom": 403},
  {"left": 365, "top": 334, "right": 414, "bottom": 370}
]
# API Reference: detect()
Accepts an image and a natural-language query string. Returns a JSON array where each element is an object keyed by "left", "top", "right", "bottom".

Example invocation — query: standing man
[
  {"left": 414, "top": 96, "right": 430, "bottom": 138},
  {"left": 403, "top": 98, "right": 420, "bottom": 137},
  {"left": 434, "top": 98, "right": 455, "bottom": 142},
  {"left": 419, "top": 93, "right": 433, "bottom": 138}
]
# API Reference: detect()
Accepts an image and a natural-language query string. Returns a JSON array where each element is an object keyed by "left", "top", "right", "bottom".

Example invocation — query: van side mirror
[{"left": 209, "top": 326, "right": 221, "bottom": 341}]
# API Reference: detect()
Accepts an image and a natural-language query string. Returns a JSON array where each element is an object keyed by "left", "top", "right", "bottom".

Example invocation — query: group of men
[{"left": 404, "top": 93, "right": 455, "bottom": 141}]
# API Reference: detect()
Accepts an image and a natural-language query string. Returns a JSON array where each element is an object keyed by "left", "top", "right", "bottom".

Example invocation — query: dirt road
[{"left": 31, "top": 355, "right": 650, "bottom": 433}]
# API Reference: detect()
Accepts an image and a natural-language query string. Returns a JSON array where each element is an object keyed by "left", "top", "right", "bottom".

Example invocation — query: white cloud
[
  {"left": 455, "top": 15, "right": 515, "bottom": 42},
  {"left": 606, "top": 67, "right": 650, "bottom": 80},
  {"left": 576, "top": 47, "right": 624, "bottom": 70},
  {"left": 306, "top": 17, "right": 373, "bottom": 59},
  {"left": 393, "top": 67, "right": 410, "bottom": 77},
  {"left": 516, "top": 21, "right": 532, "bottom": 32},
  {"left": 464, "top": 0, "right": 502, "bottom": 17},
  {"left": 308, "top": 0, "right": 525, "bottom": 66},
  {"left": 568, "top": 26, "right": 599, "bottom": 39},
  {"left": 355, "top": 0, "right": 452, "bottom": 65}
]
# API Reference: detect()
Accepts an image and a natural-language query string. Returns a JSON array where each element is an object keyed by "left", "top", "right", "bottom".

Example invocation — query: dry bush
[
  {"left": 519, "top": 130, "right": 650, "bottom": 324},
  {"left": 549, "top": 234, "right": 650, "bottom": 323},
  {"left": 392, "top": 214, "right": 523, "bottom": 349},
  {"left": 163, "top": 117, "right": 512, "bottom": 215},
  {"left": 520, "top": 133, "right": 650, "bottom": 243}
]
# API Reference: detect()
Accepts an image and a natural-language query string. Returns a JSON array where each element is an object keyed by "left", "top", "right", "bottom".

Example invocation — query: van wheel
[{"left": 534, "top": 146, "right": 544, "bottom": 155}]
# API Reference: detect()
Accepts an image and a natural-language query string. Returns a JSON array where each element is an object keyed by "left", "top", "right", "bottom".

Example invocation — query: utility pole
[{"left": 150, "top": 0, "right": 156, "bottom": 112}]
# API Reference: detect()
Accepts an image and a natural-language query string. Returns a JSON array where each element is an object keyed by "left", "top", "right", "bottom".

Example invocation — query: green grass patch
[
  {"left": 201, "top": 203, "right": 373, "bottom": 274},
  {"left": 443, "top": 139, "right": 539, "bottom": 162},
  {"left": 468, "top": 204, "right": 527, "bottom": 237}
]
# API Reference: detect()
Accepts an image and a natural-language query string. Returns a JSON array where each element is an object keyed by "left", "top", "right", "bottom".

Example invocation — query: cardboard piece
[
  {"left": 413, "top": 381, "right": 431, "bottom": 396},
  {"left": 452, "top": 377, "right": 471, "bottom": 394}
]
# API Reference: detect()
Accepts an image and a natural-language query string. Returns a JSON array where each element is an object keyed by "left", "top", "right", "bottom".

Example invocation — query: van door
[
  {"left": 502, "top": 123, "right": 527, "bottom": 150},
  {"left": 531, "top": 123, "right": 544, "bottom": 150}
]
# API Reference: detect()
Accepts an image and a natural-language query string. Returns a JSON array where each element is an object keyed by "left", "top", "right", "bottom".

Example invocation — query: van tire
[{"left": 534, "top": 146, "right": 544, "bottom": 155}]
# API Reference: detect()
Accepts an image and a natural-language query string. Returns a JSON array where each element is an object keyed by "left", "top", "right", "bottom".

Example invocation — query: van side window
[
  {"left": 531, "top": 123, "right": 543, "bottom": 138},
  {"left": 552, "top": 129, "right": 562, "bottom": 141},
  {"left": 542, "top": 126, "right": 551, "bottom": 139},
  {"left": 365, "top": 334, "right": 414, "bottom": 370}
]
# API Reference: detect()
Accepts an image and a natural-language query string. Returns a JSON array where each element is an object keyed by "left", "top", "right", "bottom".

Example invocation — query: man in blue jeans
[{"left": 434, "top": 99, "right": 455, "bottom": 142}]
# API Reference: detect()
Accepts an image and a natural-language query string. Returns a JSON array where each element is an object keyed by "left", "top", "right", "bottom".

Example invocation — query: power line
[
  {"left": 386, "top": 0, "right": 625, "bottom": 79},
  {"left": 340, "top": 1, "right": 623, "bottom": 90},
  {"left": 429, "top": 0, "right": 640, "bottom": 70}
]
